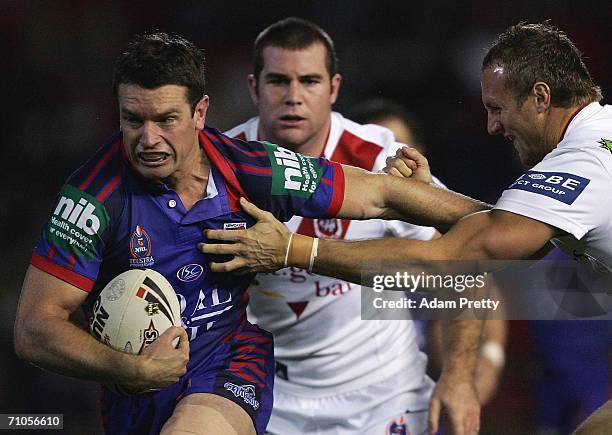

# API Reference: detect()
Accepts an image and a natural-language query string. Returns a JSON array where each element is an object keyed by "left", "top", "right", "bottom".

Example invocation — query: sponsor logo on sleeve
[
  {"left": 263, "top": 142, "right": 323, "bottom": 198},
  {"left": 507, "top": 171, "right": 590, "bottom": 205},
  {"left": 45, "top": 184, "right": 110, "bottom": 259},
  {"left": 598, "top": 138, "right": 612, "bottom": 154}
]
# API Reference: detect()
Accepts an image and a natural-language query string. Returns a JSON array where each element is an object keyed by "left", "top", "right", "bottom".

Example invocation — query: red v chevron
[{"left": 287, "top": 302, "right": 308, "bottom": 319}]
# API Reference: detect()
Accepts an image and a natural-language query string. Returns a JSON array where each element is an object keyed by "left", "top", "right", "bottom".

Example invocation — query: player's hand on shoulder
[
  {"left": 384, "top": 146, "right": 433, "bottom": 184},
  {"left": 116, "top": 326, "right": 189, "bottom": 394}
]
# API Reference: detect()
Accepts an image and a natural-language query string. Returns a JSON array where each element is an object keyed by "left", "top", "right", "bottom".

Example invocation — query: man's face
[
  {"left": 249, "top": 43, "right": 341, "bottom": 152},
  {"left": 118, "top": 84, "right": 208, "bottom": 180},
  {"left": 481, "top": 67, "right": 547, "bottom": 167}
]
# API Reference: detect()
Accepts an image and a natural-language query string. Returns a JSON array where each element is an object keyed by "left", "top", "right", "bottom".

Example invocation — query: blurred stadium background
[{"left": 2, "top": 1, "right": 610, "bottom": 433}]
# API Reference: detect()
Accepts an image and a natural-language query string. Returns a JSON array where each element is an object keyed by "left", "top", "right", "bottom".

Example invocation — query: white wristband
[
  {"left": 480, "top": 341, "right": 505, "bottom": 368},
  {"left": 283, "top": 233, "right": 294, "bottom": 267},
  {"left": 307, "top": 238, "right": 319, "bottom": 273}
]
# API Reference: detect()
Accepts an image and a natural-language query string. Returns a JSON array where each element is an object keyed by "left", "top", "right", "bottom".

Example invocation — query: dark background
[{"left": 2, "top": 1, "right": 611, "bottom": 433}]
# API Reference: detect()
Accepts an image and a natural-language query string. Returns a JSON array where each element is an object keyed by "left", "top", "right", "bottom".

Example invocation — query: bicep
[
  {"left": 17, "top": 265, "right": 88, "bottom": 326},
  {"left": 434, "top": 210, "right": 558, "bottom": 261},
  {"left": 338, "top": 165, "right": 388, "bottom": 219}
]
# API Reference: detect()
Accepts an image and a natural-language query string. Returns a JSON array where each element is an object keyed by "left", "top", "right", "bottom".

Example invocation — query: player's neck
[
  {"left": 166, "top": 146, "right": 211, "bottom": 211},
  {"left": 547, "top": 103, "right": 589, "bottom": 148},
  {"left": 292, "top": 138, "right": 326, "bottom": 157}
]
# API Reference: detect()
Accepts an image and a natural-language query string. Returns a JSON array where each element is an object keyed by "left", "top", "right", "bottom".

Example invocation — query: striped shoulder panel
[
  {"left": 67, "top": 132, "right": 125, "bottom": 203},
  {"left": 203, "top": 126, "right": 270, "bottom": 162}
]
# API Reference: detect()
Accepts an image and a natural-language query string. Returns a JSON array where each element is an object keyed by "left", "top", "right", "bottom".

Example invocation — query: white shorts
[{"left": 265, "top": 374, "right": 434, "bottom": 434}]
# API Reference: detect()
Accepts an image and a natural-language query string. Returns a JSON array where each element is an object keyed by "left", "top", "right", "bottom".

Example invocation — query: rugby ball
[{"left": 89, "top": 268, "right": 182, "bottom": 355}]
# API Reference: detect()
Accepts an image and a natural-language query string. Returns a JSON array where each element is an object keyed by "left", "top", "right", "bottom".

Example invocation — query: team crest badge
[
  {"left": 129, "top": 225, "right": 155, "bottom": 267},
  {"left": 386, "top": 416, "right": 409, "bottom": 435},
  {"left": 598, "top": 138, "right": 612, "bottom": 154},
  {"left": 314, "top": 218, "right": 343, "bottom": 238}
]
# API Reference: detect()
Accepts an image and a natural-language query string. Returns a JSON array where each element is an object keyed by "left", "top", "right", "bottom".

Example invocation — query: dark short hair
[
  {"left": 113, "top": 32, "right": 206, "bottom": 111},
  {"left": 253, "top": 17, "right": 338, "bottom": 80},
  {"left": 482, "top": 22, "right": 602, "bottom": 107},
  {"left": 350, "top": 98, "right": 423, "bottom": 145}
]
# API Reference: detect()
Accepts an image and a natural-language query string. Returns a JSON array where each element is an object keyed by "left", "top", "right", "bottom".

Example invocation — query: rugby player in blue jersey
[{"left": 14, "top": 32, "right": 485, "bottom": 435}]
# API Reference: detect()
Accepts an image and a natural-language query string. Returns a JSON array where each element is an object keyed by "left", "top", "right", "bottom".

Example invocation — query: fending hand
[{"left": 199, "top": 197, "right": 290, "bottom": 274}]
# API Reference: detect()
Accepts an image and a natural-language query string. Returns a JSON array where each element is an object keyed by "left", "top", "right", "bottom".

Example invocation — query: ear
[
  {"left": 247, "top": 74, "right": 259, "bottom": 105},
  {"left": 193, "top": 95, "right": 209, "bottom": 130},
  {"left": 532, "top": 81, "right": 551, "bottom": 112},
  {"left": 329, "top": 73, "right": 342, "bottom": 105}
]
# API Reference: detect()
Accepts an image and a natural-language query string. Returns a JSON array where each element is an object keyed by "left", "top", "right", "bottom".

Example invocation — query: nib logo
[
  {"left": 52, "top": 185, "right": 107, "bottom": 236},
  {"left": 264, "top": 142, "right": 322, "bottom": 198},
  {"left": 46, "top": 185, "right": 109, "bottom": 259},
  {"left": 287, "top": 302, "right": 308, "bottom": 319},
  {"left": 54, "top": 197, "right": 100, "bottom": 235}
]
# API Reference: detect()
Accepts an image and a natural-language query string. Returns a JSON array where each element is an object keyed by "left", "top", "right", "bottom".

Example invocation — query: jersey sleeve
[
  {"left": 251, "top": 142, "right": 345, "bottom": 221},
  {"left": 201, "top": 129, "right": 345, "bottom": 222},
  {"left": 30, "top": 136, "right": 124, "bottom": 292},
  {"left": 494, "top": 148, "right": 612, "bottom": 239}
]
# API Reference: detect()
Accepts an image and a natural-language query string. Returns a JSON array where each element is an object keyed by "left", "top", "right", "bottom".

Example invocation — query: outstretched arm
[
  {"left": 296, "top": 209, "right": 556, "bottom": 283},
  {"left": 338, "top": 164, "right": 490, "bottom": 232},
  {"left": 201, "top": 200, "right": 557, "bottom": 279}
]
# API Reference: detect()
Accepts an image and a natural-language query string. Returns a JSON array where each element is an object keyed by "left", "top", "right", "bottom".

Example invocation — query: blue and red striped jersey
[{"left": 31, "top": 126, "right": 344, "bottom": 360}]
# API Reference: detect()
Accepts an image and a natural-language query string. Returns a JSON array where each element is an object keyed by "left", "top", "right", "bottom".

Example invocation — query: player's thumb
[
  {"left": 428, "top": 398, "right": 441, "bottom": 435},
  {"left": 176, "top": 328, "right": 190, "bottom": 353},
  {"left": 239, "top": 197, "right": 267, "bottom": 220},
  {"left": 162, "top": 326, "right": 185, "bottom": 342}
]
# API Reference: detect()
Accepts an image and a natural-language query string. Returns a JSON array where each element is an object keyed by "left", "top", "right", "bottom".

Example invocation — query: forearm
[
  {"left": 15, "top": 313, "right": 137, "bottom": 385},
  {"left": 439, "top": 319, "right": 483, "bottom": 382},
  {"left": 340, "top": 167, "right": 491, "bottom": 232},
  {"left": 310, "top": 237, "right": 434, "bottom": 284},
  {"left": 380, "top": 177, "right": 491, "bottom": 232}
]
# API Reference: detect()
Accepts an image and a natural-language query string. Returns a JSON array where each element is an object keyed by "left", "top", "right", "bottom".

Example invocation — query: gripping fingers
[
  {"left": 198, "top": 242, "right": 240, "bottom": 256},
  {"left": 401, "top": 146, "right": 429, "bottom": 168},
  {"left": 208, "top": 257, "right": 246, "bottom": 273},
  {"left": 387, "top": 167, "right": 412, "bottom": 178},
  {"left": 205, "top": 229, "right": 244, "bottom": 241},
  {"left": 384, "top": 154, "right": 416, "bottom": 178}
]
